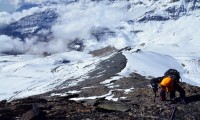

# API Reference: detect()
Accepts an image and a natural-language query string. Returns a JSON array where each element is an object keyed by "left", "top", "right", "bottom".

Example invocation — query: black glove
[{"left": 152, "top": 87, "right": 158, "bottom": 92}]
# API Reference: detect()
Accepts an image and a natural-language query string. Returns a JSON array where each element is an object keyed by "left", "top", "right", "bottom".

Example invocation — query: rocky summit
[{"left": 0, "top": 73, "right": 200, "bottom": 120}]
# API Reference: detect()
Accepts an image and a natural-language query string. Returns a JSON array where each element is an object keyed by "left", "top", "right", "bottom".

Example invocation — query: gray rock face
[{"left": 0, "top": 9, "right": 58, "bottom": 41}]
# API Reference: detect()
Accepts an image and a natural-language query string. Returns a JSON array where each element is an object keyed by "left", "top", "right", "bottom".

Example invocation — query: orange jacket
[{"left": 160, "top": 76, "right": 175, "bottom": 92}]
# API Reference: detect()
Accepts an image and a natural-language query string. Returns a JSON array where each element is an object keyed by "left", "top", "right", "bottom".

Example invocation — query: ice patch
[
  {"left": 70, "top": 90, "right": 118, "bottom": 101},
  {"left": 124, "top": 88, "right": 134, "bottom": 94}
]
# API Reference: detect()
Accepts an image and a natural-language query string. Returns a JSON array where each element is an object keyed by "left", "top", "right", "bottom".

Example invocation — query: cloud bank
[
  {"left": 52, "top": 1, "right": 132, "bottom": 51},
  {"left": 0, "top": 1, "right": 135, "bottom": 55}
]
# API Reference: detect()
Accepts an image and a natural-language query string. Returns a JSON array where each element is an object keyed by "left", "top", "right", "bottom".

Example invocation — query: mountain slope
[
  {"left": 0, "top": 72, "right": 200, "bottom": 120},
  {"left": 0, "top": 0, "right": 199, "bottom": 105}
]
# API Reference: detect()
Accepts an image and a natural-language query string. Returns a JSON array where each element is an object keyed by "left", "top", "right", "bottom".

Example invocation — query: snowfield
[
  {"left": 0, "top": 0, "right": 200, "bottom": 100},
  {"left": 0, "top": 51, "right": 97, "bottom": 100}
]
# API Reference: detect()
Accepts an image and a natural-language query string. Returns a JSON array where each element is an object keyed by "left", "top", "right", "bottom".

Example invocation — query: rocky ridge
[
  {"left": 0, "top": 48, "right": 200, "bottom": 120},
  {"left": 0, "top": 76, "right": 200, "bottom": 120}
]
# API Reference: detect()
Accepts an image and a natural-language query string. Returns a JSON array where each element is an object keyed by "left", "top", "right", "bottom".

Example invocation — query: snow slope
[{"left": 0, "top": 51, "right": 97, "bottom": 100}]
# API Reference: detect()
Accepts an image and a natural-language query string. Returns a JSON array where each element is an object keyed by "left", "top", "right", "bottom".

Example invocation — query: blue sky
[
  {"left": 0, "top": 1, "right": 15, "bottom": 12},
  {"left": 0, "top": 0, "right": 67, "bottom": 12}
]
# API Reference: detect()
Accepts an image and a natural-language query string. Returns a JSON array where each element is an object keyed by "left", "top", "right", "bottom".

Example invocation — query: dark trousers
[{"left": 160, "top": 84, "right": 185, "bottom": 100}]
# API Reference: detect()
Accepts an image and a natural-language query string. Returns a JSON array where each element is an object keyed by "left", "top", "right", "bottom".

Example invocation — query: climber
[{"left": 150, "top": 69, "right": 186, "bottom": 104}]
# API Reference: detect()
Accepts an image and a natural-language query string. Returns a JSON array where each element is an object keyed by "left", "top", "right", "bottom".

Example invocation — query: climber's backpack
[{"left": 164, "top": 69, "right": 181, "bottom": 82}]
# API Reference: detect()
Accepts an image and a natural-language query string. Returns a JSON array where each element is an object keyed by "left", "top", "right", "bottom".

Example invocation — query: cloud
[
  {"left": 0, "top": 1, "right": 134, "bottom": 55},
  {"left": 0, "top": 0, "right": 44, "bottom": 10},
  {"left": 0, "top": 5, "right": 46, "bottom": 28},
  {"left": 0, "top": 35, "right": 69, "bottom": 55},
  {"left": 23, "top": 37, "right": 70, "bottom": 54},
  {"left": 52, "top": 1, "right": 130, "bottom": 46},
  {"left": 3, "top": 0, "right": 23, "bottom": 9},
  {"left": 0, "top": 35, "right": 25, "bottom": 54},
  {"left": 5, "top": 0, "right": 67, "bottom": 7}
]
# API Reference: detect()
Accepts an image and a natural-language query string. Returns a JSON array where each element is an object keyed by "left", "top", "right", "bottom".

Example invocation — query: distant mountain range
[
  {"left": 0, "top": 9, "right": 58, "bottom": 41},
  {"left": 0, "top": 0, "right": 199, "bottom": 41}
]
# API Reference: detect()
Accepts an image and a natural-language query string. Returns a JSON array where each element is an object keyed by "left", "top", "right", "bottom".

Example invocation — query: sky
[
  {"left": 0, "top": 0, "right": 15, "bottom": 12},
  {"left": 0, "top": 0, "right": 45, "bottom": 12},
  {"left": 0, "top": 0, "right": 78, "bottom": 12}
]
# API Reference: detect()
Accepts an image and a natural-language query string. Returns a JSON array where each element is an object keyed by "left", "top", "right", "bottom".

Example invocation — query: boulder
[
  {"left": 96, "top": 101, "right": 130, "bottom": 112},
  {"left": 0, "top": 100, "right": 7, "bottom": 107},
  {"left": 20, "top": 104, "right": 45, "bottom": 120}
]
